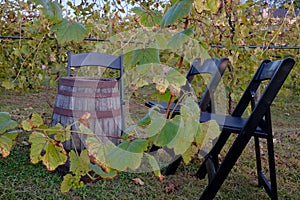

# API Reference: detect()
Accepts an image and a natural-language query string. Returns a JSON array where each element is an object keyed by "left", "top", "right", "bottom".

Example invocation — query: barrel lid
[{"left": 59, "top": 77, "right": 118, "bottom": 88}]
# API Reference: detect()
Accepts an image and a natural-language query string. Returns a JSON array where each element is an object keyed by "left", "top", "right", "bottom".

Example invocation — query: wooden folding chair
[
  {"left": 65, "top": 50, "right": 125, "bottom": 131},
  {"left": 145, "top": 57, "right": 229, "bottom": 115},
  {"left": 191, "top": 58, "right": 295, "bottom": 199}
]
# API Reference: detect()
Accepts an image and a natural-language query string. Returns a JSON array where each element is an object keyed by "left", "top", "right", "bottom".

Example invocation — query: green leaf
[
  {"left": 137, "top": 113, "right": 151, "bottom": 127},
  {"left": 89, "top": 164, "right": 118, "bottom": 179},
  {"left": 182, "top": 144, "right": 199, "bottom": 163},
  {"left": 85, "top": 136, "right": 116, "bottom": 167},
  {"left": 153, "top": 76, "right": 169, "bottom": 94},
  {"left": 69, "top": 150, "right": 91, "bottom": 176},
  {"left": 132, "top": 7, "right": 162, "bottom": 27},
  {"left": 200, "top": 120, "right": 219, "bottom": 150},
  {"left": 147, "top": 117, "right": 166, "bottom": 138},
  {"left": 29, "top": 131, "right": 67, "bottom": 171},
  {"left": 122, "top": 125, "right": 137, "bottom": 139},
  {"left": 21, "top": 120, "right": 32, "bottom": 131},
  {"left": 31, "top": 114, "right": 44, "bottom": 128},
  {"left": 167, "top": 98, "right": 200, "bottom": 155},
  {"left": 166, "top": 68, "right": 187, "bottom": 90},
  {"left": 151, "top": 89, "right": 173, "bottom": 102},
  {"left": 34, "top": 0, "right": 63, "bottom": 23},
  {"left": 166, "top": 28, "right": 194, "bottom": 50},
  {"left": 160, "top": 0, "right": 193, "bottom": 27},
  {"left": 21, "top": 114, "right": 43, "bottom": 131},
  {"left": 0, "top": 112, "right": 18, "bottom": 134},
  {"left": 105, "top": 139, "right": 148, "bottom": 171},
  {"left": 167, "top": 119, "right": 196, "bottom": 155},
  {"left": 131, "top": 48, "right": 160, "bottom": 66},
  {"left": 53, "top": 124, "right": 71, "bottom": 142},
  {"left": 0, "top": 112, "right": 10, "bottom": 122},
  {"left": 152, "top": 116, "right": 181, "bottom": 147},
  {"left": 146, "top": 154, "right": 162, "bottom": 177},
  {"left": 50, "top": 19, "right": 88, "bottom": 44},
  {"left": 194, "top": 0, "right": 220, "bottom": 14},
  {"left": 0, "top": 130, "right": 21, "bottom": 158},
  {"left": 1, "top": 80, "right": 14, "bottom": 90}
]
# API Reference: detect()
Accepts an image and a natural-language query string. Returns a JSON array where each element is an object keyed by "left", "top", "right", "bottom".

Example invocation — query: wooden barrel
[{"left": 52, "top": 77, "right": 122, "bottom": 151}]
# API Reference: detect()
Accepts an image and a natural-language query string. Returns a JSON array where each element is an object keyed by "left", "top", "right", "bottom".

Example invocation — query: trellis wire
[{"left": 1, "top": 35, "right": 300, "bottom": 50}]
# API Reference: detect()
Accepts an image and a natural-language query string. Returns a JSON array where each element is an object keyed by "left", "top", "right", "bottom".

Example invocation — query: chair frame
[
  {"left": 145, "top": 57, "right": 229, "bottom": 115},
  {"left": 192, "top": 58, "right": 295, "bottom": 200},
  {"left": 67, "top": 50, "right": 125, "bottom": 132}
]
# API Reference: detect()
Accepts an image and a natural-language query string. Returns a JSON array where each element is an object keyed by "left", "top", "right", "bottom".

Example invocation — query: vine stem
[{"left": 165, "top": 17, "right": 189, "bottom": 118}]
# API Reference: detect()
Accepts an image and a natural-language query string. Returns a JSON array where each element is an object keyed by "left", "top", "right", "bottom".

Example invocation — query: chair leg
[
  {"left": 195, "top": 131, "right": 231, "bottom": 179},
  {"left": 200, "top": 133, "right": 252, "bottom": 200},
  {"left": 254, "top": 136, "right": 263, "bottom": 186},
  {"left": 267, "top": 136, "right": 278, "bottom": 200},
  {"left": 255, "top": 135, "right": 278, "bottom": 200},
  {"left": 164, "top": 157, "right": 182, "bottom": 176}
]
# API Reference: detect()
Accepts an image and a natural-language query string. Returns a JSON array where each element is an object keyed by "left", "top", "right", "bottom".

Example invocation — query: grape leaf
[
  {"left": 137, "top": 112, "right": 151, "bottom": 127},
  {"left": 1, "top": 80, "right": 14, "bottom": 90},
  {"left": 166, "top": 68, "right": 187, "bottom": 92},
  {"left": 53, "top": 124, "right": 71, "bottom": 143},
  {"left": 0, "top": 130, "right": 21, "bottom": 158},
  {"left": 122, "top": 125, "right": 137, "bottom": 139},
  {"left": 167, "top": 98, "right": 200, "bottom": 155},
  {"left": 160, "top": 0, "right": 193, "bottom": 27},
  {"left": 50, "top": 19, "right": 88, "bottom": 44},
  {"left": 21, "top": 114, "right": 43, "bottom": 131},
  {"left": 132, "top": 7, "right": 162, "bottom": 27},
  {"left": 29, "top": 131, "right": 67, "bottom": 171},
  {"left": 194, "top": 0, "right": 221, "bottom": 14},
  {"left": 152, "top": 116, "right": 181, "bottom": 147},
  {"left": 166, "top": 28, "right": 194, "bottom": 50},
  {"left": 147, "top": 117, "right": 166, "bottom": 138},
  {"left": 153, "top": 76, "right": 169, "bottom": 94},
  {"left": 69, "top": 150, "right": 90, "bottom": 176},
  {"left": 167, "top": 119, "right": 197, "bottom": 155},
  {"left": 146, "top": 154, "right": 162, "bottom": 177},
  {"left": 34, "top": 0, "right": 63, "bottom": 23},
  {"left": 182, "top": 144, "right": 199, "bottom": 163},
  {"left": 106, "top": 139, "right": 148, "bottom": 171},
  {"left": 85, "top": 136, "right": 116, "bottom": 167},
  {"left": 31, "top": 114, "right": 44, "bottom": 128},
  {"left": 200, "top": 120, "right": 220, "bottom": 151},
  {"left": 89, "top": 164, "right": 118, "bottom": 179},
  {"left": 131, "top": 48, "right": 160, "bottom": 66},
  {"left": 0, "top": 112, "right": 18, "bottom": 134}
]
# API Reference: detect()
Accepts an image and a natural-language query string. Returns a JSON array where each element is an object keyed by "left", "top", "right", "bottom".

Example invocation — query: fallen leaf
[
  {"left": 164, "top": 182, "right": 177, "bottom": 193},
  {"left": 158, "top": 175, "right": 165, "bottom": 182},
  {"left": 132, "top": 178, "right": 144, "bottom": 185}
]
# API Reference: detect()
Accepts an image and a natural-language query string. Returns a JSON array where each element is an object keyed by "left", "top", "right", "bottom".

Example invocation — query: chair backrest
[
  {"left": 67, "top": 50, "right": 125, "bottom": 131},
  {"left": 183, "top": 58, "right": 229, "bottom": 112},
  {"left": 67, "top": 50, "right": 122, "bottom": 76},
  {"left": 232, "top": 58, "right": 295, "bottom": 132}
]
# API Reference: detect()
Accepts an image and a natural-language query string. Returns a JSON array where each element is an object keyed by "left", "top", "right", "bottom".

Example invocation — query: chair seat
[{"left": 200, "top": 112, "right": 267, "bottom": 138}]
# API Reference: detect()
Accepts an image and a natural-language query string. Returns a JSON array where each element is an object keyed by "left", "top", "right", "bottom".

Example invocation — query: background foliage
[{"left": 0, "top": 0, "right": 299, "bottom": 104}]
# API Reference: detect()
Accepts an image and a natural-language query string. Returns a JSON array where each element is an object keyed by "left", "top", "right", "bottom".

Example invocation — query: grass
[{"left": 0, "top": 87, "right": 299, "bottom": 200}]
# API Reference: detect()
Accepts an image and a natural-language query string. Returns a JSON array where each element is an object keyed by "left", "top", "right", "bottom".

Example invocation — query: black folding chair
[
  {"left": 190, "top": 58, "right": 295, "bottom": 200},
  {"left": 145, "top": 57, "right": 229, "bottom": 115},
  {"left": 65, "top": 50, "right": 125, "bottom": 131}
]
